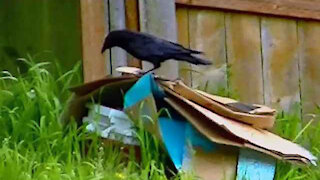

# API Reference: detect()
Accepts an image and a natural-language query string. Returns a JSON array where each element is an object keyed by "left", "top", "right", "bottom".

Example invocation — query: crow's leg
[{"left": 143, "top": 63, "right": 161, "bottom": 74}]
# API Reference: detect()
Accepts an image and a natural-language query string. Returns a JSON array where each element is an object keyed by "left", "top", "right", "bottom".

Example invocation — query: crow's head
[
  {"left": 101, "top": 30, "right": 130, "bottom": 53},
  {"left": 101, "top": 33, "right": 114, "bottom": 53}
]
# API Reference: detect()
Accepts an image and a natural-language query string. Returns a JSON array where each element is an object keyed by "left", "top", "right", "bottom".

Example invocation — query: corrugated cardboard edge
[
  {"left": 195, "top": 90, "right": 276, "bottom": 115},
  {"left": 159, "top": 80, "right": 275, "bottom": 129}
]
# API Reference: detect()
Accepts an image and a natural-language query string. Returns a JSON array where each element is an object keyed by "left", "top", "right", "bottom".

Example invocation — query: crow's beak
[
  {"left": 101, "top": 38, "right": 111, "bottom": 54},
  {"left": 101, "top": 46, "right": 106, "bottom": 54},
  {"left": 101, "top": 44, "right": 108, "bottom": 54}
]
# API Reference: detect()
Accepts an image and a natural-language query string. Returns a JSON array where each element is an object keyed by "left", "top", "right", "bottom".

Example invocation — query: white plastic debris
[{"left": 83, "top": 104, "right": 139, "bottom": 145}]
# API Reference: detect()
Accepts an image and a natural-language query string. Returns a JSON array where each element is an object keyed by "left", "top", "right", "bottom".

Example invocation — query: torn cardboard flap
[
  {"left": 164, "top": 97, "right": 244, "bottom": 147},
  {"left": 196, "top": 90, "right": 276, "bottom": 115},
  {"left": 160, "top": 80, "right": 276, "bottom": 129},
  {"left": 163, "top": 87, "right": 316, "bottom": 165},
  {"left": 70, "top": 76, "right": 137, "bottom": 96},
  {"left": 60, "top": 77, "right": 137, "bottom": 124}
]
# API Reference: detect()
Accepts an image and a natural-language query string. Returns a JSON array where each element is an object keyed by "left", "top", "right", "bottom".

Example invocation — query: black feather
[{"left": 101, "top": 30, "right": 212, "bottom": 71}]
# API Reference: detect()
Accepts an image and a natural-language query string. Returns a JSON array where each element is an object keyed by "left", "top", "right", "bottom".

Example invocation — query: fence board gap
[
  {"left": 225, "top": 13, "right": 264, "bottom": 104},
  {"left": 188, "top": 9, "right": 228, "bottom": 96},
  {"left": 125, "top": 0, "right": 141, "bottom": 68},
  {"left": 261, "top": 17, "right": 300, "bottom": 113}
]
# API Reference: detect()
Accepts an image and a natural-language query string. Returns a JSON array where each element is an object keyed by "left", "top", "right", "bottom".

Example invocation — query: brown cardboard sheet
[
  {"left": 160, "top": 80, "right": 276, "bottom": 129},
  {"left": 163, "top": 86, "right": 316, "bottom": 165}
]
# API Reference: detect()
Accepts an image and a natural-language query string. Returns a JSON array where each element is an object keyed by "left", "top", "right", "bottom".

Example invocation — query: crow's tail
[
  {"left": 187, "top": 49, "right": 203, "bottom": 54},
  {"left": 175, "top": 54, "right": 212, "bottom": 65}
]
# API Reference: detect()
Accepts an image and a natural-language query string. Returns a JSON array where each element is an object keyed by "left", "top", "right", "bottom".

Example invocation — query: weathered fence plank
[
  {"left": 188, "top": 9, "right": 228, "bottom": 95},
  {"left": 125, "top": 0, "right": 141, "bottom": 68},
  {"left": 298, "top": 21, "right": 320, "bottom": 121},
  {"left": 176, "top": 7, "right": 192, "bottom": 86},
  {"left": 139, "top": 0, "right": 179, "bottom": 79},
  {"left": 261, "top": 17, "right": 300, "bottom": 112},
  {"left": 81, "top": 0, "right": 107, "bottom": 82},
  {"left": 108, "top": 0, "right": 127, "bottom": 76},
  {"left": 225, "top": 13, "right": 264, "bottom": 104}
]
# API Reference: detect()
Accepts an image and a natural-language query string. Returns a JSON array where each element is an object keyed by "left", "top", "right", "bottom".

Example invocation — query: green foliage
[
  {"left": 0, "top": 57, "right": 194, "bottom": 179},
  {"left": 273, "top": 108, "right": 320, "bottom": 180},
  {"left": 0, "top": 0, "right": 82, "bottom": 75}
]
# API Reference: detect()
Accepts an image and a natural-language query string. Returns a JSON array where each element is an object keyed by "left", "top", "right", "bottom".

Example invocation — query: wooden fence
[
  {"left": 2, "top": 0, "right": 319, "bottom": 120},
  {"left": 175, "top": 5, "right": 320, "bottom": 120},
  {"left": 82, "top": 0, "right": 320, "bottom": 120}
]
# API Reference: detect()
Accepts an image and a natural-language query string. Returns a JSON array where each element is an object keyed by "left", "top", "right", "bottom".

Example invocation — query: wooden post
[
  {"left": 139, "top": 0, "right": 179, "bottom": 79},
  {"left": 80, "top": 0, "right": 107, "bottom": 82}
]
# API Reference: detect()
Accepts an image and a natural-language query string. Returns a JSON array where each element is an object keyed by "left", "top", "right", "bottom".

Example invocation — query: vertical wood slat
[
  {"left": 139, "top": 0, "right": 179, "bottom": 79},
  {"left": 125, "top": 0, "right": 141, "bottom": 68},
  {"left": 102, "top": 0, "right": 111, "bottom": 75},
  {"left": 261, "top": 17, "right": 300, "bottom": 113},
  {"left": 176, "top": 7, "right": 192, "bottom": 86},
  {"left": 108, "top": 0, "right": 127, "bottom": 76},
  {"left": 298, "top": 21, "right": 320, "bottom": 121},
  {"left": 225, "top": 13, "right": 264, "bottom": 104},
  {"left": 188, "top": 9, "right": 228, "bottom": 95},
  {"left": 81, "top": 0, "right": 107, "bottom": 82}
]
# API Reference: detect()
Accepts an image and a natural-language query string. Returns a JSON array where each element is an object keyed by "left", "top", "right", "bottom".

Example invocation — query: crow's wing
[
  {"left": 136, "top": 32, "right": 200, "bottom": 54},
  {"left": 151, "top": 37, "right": 197, "bottom": 56},
  {"left": 124, "top": 36, "right": 169, "bottom": 60},
  {"left": 124, "top": 32, "right": 200, "bottom": 61},
  {"left": 168, "top": 41, "right": 203, "bottom": 54}
]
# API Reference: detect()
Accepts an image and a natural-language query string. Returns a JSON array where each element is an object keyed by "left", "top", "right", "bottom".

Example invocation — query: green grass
[
  {"left": 0, "top": 57, "right": 319, "bottom": 180},
  {"left": 0, "top": 57, "right": 194, "bottom": 180}
]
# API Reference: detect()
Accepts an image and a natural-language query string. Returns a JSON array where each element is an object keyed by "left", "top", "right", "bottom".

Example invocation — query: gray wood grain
[
  {"left": 261, "top": 17, "right": 300, "bottom": 113},
  {"left": 139, "top": 0, "right": 179, "bottom": 79},
  {"left": 104, "top": 0, "right": 127, "bottom": 76}
]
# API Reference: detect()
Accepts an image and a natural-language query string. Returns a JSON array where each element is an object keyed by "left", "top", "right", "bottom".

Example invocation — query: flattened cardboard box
[
  {"left": 159, "top": 80, "right": 316, "bottom": 165},
  {"left": 61, "top": 68, "right": 317, "bottom": 180},
  {"left": 116, "top": 67, "right": 316, "bottom": 165}
]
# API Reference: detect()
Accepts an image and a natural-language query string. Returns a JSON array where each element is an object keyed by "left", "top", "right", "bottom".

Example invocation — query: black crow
[{"left": 101, "top": 30, "right": 212, "bottom": 73}]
